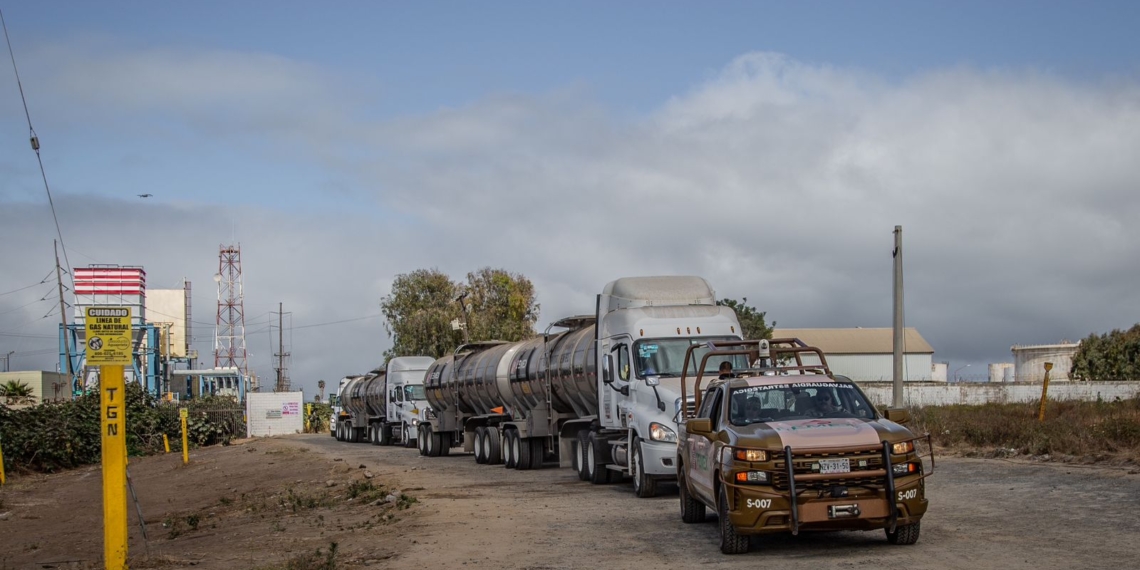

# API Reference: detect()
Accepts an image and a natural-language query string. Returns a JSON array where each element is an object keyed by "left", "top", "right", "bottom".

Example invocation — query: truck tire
[
  {"left": 379, "top": 423, "right": 392, "bottom": 446},
  {"left": 503, "top": 430, "right": 518, "bottom": 469},
  {"left": 678, "top": 466, "right": 706, "bottom": 523},
  {"left": 528, "top": 438, "right": 545, "bottom": 470},
  {"left": 718, "top": 485, "right": 750, "bottom": 554},
  {"left": 403, "top": 425, "right": 415, "bottom": 448},
  {"left": 416, "top": 425, "right": 428, "bottom": 455},
  {"left": 571, "top": 439, "right": 580, "bottom": 474},
  {"left": 484, "top": 426, "right": 502, "bottom": 465},
  {"left": 424, "top": 425, "right": 440, "bottom": 457},
  {"left": 586, "top": 432, "right": 610, "bottom": 484},
  {"left": 886, "top": 521, "right": 921, "bottom": 545},
  {"left": 576, "top": 431, "right": 590, "bottom": 481},
  {"left": 432, "top": 431, "right": 449, "bottom": 457},
  {"left": 474, "top": 427, "right": 487, "bottom": 464},
  {"left": 514, "top": 434, "right": 533, "bottom": 470},
  {"left": 632, "top": 439, "right": 659, "bottom": 498}
]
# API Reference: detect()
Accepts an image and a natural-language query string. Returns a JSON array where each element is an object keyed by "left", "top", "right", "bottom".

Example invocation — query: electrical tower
[{"left": 213, "top": 244, "right": 250, "bottom": 385}]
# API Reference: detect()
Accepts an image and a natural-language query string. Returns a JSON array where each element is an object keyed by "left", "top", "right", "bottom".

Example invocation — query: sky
[{"left": 2, "top": 1, "right": 1139, "bottom": 391}]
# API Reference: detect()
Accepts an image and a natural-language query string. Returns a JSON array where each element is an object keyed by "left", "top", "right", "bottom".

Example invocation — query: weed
[
  {"left": 345, "top": 480, "right": 387, "bottom": 504},
  {"left": 254, "top": 542, "right": 339, "bottom": 570}
]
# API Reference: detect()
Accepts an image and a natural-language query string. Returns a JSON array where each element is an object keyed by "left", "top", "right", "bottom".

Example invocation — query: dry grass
[{"left": 912, "top": 395, "right": 1140, "bottom": 462}]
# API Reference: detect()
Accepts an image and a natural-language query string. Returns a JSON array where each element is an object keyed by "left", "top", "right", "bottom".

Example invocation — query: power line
[
  {"left": 292, "top": 313, "right": 382, "bottom": 330},
  {"left": 1, "top": 8, "right": 73, "bottom": 285},
  {"left": 0, "top": 271, "right": 54, "bottom": 297}
]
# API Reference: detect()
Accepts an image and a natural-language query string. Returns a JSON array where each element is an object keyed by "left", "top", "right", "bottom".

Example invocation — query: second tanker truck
[
  {"left": 416, "top": 275, "right": 747, "bottom": 498},
  {"left": 333, "top": 356, "right": 435, "bottom": 447}
]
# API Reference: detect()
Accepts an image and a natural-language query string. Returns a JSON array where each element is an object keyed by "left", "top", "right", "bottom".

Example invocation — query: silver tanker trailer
[
  {"left": 418, "top": 276, "right": 746, "bottom": 498},
  {"left": 333, "top": 356, "right": 435, "bottom": 446}
]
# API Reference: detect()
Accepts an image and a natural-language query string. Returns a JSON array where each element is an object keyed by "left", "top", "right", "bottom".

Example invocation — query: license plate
[{"left": 818, "top": 458, "right": 850, "bottom": 474}]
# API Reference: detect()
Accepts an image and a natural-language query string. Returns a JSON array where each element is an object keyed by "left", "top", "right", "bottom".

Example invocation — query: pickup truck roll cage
[{"left": 678, "top": 338, "right": 833, "bottom": 419}]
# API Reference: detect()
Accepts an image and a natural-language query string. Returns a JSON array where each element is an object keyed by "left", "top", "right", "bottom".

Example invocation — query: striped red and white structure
[{"left": 73, "top": 265, "right": 147, "bottom": 323}]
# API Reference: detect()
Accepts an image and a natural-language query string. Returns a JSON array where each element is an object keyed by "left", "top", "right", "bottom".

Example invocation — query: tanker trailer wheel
[
  {"left": 403, "top": 425, "right": 416, "bottom": 448},
  {"left": 416, "top": 425, "right": 429, "bottom": 455},
  {"left": 473, "top": 427, "right": 487, "bottom": 464},
  {"left": 528, "top": 438, "right": 545, "bottom": 470},
  {"left": 514, "top": 433, "right": 532, "bottom": 470},
  {"left": 484, "top": 426, "right": 503, "bottom": 465},
  {"left": 571, "top": 439, "right": 580, "bottom": 474},
  {"left": 427, "top": 430, "right": 446, "bottom": 457},
  {"left": 632, "top": 438, "right": 659, "bottom": 498},
  {"left": 437, "top": 431, "right": 451, "bottom": 456},
  {"left": 718, "top": 485, "right": 750, "bottom": 555},
  {"left": 886, "top": 521, "right": 921, "bottom": 545},
  {"left": 369, "top": 426, "right": 378, "bottom": 445},
  {"left": 576, "top": 431, "right": 590, "bottom": 481},
  {"left": 586, "top": 432, "right": 610, "bottom": 484},
  {"left": 503, "top": 429, "right": 518, "bottom": 468},
  {"left": 379, "top": 423, "right": 392, "bottom": 446}
]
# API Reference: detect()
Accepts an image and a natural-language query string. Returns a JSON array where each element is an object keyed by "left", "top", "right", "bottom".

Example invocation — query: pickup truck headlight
[
  {"left": 649, "top": 422, "right": 677, "bottom": 443},
  {"left": 893, "top": 462, "right": 919, "bottom": 475},
  {"left": 734, "top": 470, "right": 770, "bottom": 484},
  {"left": 892, "top": 441, "right": 915, "bottom": 455},
  {"left": 734, "top": 449, "right": 768, "bottom": 462}
]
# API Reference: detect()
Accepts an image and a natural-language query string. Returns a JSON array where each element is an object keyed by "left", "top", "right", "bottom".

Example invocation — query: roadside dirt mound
[{"left": 0, "top": 436, "right": 415, "bottom": 569}]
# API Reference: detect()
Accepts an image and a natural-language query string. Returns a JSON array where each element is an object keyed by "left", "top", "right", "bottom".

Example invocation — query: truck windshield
[
  {"left": 634, "top": 337, "right": 748, "bottom": 378},
  {"left": 404, "top": 385, "right": 426, "bottom": 401},
  {"left": 728, "top": 381, "right": 876, "bottom": 425}
]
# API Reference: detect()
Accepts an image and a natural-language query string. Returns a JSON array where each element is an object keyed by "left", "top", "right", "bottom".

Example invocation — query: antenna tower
[{"left": 213, "top": 244, "right": 249, "bottom": 380}]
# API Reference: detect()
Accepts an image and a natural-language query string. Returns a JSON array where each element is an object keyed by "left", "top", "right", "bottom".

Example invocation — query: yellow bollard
[
  {"left": 1037, "top": 362, "right": 1054, "bottom": 422},
  {"left": 163, "top": 433, "right": 171, "bottom": 453},
  {"left": 101, "top": 364, "right": 128, "bottom": 570},
  {"left": 180, "top": 408, "right": 189, "bottom": 465},
  {"left": 0, "top": 433, "right": 7, "bottom": 486}
]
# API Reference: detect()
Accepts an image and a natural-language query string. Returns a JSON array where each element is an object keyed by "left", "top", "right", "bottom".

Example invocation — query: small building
[
  {"left": 0, "top": 371, "right": 71, "bottom": 403},
  {"left": 1012, "top": 342, "right": 1079, "bottom": 382},
  {"left": 772, "top": 328, "right": 936, "bottom": 382}
]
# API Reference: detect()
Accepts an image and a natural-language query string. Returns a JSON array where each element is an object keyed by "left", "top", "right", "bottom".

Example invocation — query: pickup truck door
[{"left": 687, "top": 387, "right": 723, "bottom": 504}]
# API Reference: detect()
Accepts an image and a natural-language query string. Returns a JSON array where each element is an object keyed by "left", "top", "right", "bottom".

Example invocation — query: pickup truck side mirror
[
  {"left": 884, "top": 408, "right": 911, "bottom": 424},
  {"left": 686, "top": 418, "right": 712, "bottom": 434}
]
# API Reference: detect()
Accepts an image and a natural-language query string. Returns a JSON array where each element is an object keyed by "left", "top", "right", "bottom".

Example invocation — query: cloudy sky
[{"left": 2, "top": 1, "right": 1138, "bottom": 390}]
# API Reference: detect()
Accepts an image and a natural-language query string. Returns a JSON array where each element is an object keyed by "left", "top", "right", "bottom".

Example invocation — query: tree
[
  {"left": 380, "top": 267, "right": 541, "bottom": 361},
  {"left": 1070, "top": 324, "right": 1140, "bottom": 381},
  {"left": 381, "top": 268, "right": 464, "bottom": 361},
  {"left": 0, "top": 379, "right": 37, "bottom": 405},
  {"left": 716, "top": 297, "right": 774, "bottom": 340},
  {"left": 462, "top": 267, "right": 540, "bottom": 343}
]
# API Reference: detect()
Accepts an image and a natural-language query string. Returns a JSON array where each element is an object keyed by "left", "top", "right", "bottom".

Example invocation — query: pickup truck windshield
[
  {"left": 728, "top": 382, "right": 876, "bottom": 425},
  {"left": 634, "top": 337, "right": 748, "bottom": 378},
  {"left": 404, "top": 385, "right": 426, "bottom": 401}
]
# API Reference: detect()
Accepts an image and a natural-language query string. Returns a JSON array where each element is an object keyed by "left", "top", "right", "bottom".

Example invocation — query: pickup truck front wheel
[
  {"left": 718, "top": 486, "right": 750, "bottom": 554},
  {"left": 886, "top": 521, "right": 921, "bottom": 545}
]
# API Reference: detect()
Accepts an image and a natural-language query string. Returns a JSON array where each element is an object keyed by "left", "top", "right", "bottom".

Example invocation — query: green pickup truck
[{"left": 675, "top": 339, "right": 932, "bottom": 554}]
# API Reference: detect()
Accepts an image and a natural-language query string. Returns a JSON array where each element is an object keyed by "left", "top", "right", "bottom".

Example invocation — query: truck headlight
[
  {"left": 649, "top": 422, "right": 677, "bottom": 443},
  {"left": 734, "top": 449, "right": 768, "bottom": 462},
  {"left": 892, "top": 462, "right": 919, "bottom": 475},
  {"left": 734, "top": 470, "right": 769, "bottom": 484},
  {"left": 892, "top": 441, "right": 914, "bottom": 455},
  {"left": 411, "top": 419, "right": 420, "bottom": 426}
]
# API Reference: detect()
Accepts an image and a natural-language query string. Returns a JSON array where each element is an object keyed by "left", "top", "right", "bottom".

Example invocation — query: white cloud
[{"left": 4, "top": 47, "right": 1140, "bottom": 393}]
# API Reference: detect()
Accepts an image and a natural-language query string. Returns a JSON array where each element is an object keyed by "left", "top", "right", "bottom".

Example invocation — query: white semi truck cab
[{"left": 333, "top": 356, "right": 434, "bottom": 447}]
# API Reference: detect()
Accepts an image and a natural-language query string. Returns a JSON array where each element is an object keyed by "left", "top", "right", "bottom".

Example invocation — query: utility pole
[
  {"left": 456, "top": 291, "right": 471, "bottom": 344},
  {"left": 274, "top": 302, "right": 290, "bottom": 392},
  {"left": 55, "top": 240, "right": 74, "bottom": 379},
  {"left": 892, "top": 226, "right": 905, "bottom": 408},
  {"left": 2, "top": 350, "right": 14, "bottom": 372}
]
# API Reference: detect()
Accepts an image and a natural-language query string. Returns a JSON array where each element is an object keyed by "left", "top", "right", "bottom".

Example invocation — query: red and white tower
[{"left": 213, "top": 244, "right": 249, "bottom": 379}]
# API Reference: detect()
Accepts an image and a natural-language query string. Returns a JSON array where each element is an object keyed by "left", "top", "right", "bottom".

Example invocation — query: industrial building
[
  {"left": 772, "top": 327, "right": 937, "bottom": 382},
  {"left": 0, "top": 371, "right": 70, "bottom": 403}
]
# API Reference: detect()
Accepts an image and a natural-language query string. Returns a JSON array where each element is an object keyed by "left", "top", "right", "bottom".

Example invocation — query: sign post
[
  {"left": 1037, "top": 362, "right": 1054, "bottom": 422},
  {"left": 85, "top": 306, "right": 132, "bottom": 570},
  {"left": 180, "top": 408, "right": 189, "bottom": 465}
]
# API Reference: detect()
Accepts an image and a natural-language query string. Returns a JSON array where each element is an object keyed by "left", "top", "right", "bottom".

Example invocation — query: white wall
[
  {"left": 246, "top": 392, "right": 304, "bottom": 437},
  {"left": 827, "top": 354, "right": 934, "bottom": 382},
  {"left": 858, "top": 381, "right": 1140, "bottom": 407}
]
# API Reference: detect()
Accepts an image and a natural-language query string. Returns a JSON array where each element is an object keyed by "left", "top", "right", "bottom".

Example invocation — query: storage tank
[{"left": 1011, "top": 342, "right": 1079, "bottom": 382}]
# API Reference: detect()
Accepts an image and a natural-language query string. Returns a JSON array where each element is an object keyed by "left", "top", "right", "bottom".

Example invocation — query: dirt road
[{"left": 2, "top": 434, "right": 1139, "bottom": 569}]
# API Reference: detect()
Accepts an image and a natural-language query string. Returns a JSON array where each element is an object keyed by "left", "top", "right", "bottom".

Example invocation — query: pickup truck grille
[{"left": 771, "top": 449, "right": 886, "bottom": 491}]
